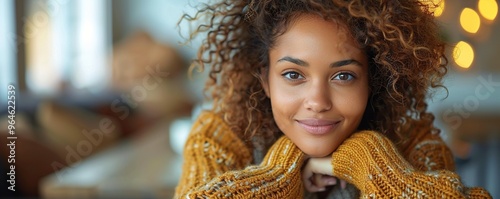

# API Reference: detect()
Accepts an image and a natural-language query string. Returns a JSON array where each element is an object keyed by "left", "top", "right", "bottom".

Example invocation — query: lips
[{"left": 296, "top": 119, "right": 340, "bottom": 135}]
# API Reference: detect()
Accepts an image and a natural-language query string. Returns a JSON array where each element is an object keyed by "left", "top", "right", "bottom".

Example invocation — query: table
[{"left": 40, "top": 120, "right": 183, "bottom": 198}]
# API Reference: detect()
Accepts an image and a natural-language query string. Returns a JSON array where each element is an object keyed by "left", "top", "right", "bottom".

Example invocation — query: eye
[
  {"left": 332, "top": 72, "right": 355, "bottom": 81},
  {"left": 282, "top": 71, "right": 304, "bottom": 80}
]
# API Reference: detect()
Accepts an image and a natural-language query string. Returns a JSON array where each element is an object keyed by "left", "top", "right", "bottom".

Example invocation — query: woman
[{"left": 174, "top": 0, "right": 492, "bottom": 198}]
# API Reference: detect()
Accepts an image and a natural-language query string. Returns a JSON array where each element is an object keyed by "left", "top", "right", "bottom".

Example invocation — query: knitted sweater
[{"left": 174, "top": 111, "right": 491, "bottom": 198}]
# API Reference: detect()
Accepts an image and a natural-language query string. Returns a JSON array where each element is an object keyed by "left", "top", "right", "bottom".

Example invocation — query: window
[
  {"left": 24, "top": 0, "right": 111, "bottom": 95},
  {"left": 0, "top": 0, "right": 16, "bottom": 105}
]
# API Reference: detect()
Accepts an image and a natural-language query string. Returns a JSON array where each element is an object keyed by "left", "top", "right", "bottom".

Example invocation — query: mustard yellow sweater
[{"left": 174, "top": 111, "right": 491, "bottom": 198}]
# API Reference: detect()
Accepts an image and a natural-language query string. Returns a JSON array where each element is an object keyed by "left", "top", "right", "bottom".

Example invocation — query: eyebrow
[{"left": 277, "top": 56, "right": 363, "bottom": 68}]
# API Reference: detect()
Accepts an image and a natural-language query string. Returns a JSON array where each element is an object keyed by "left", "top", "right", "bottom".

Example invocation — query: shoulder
[
  {"left": 187, "top": 111, "right": 251, "bottom": 156},
  {"left": 400, "top": 125, "right": 455, "bottom": 171},
  {"left": 190, "top": 111, "right": 233, "bottom": 139}
]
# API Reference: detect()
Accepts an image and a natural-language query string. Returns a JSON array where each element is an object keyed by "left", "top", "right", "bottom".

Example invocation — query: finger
[
  {"left": 302, "top": 164, "right": 324, "bottom": 192},
  {"left": 314, "top": 173, "right": 324, "bottom": 186},
  {"left": 303, "top": 178, "right": 317, "bottom": 192},
  {"left": 309, "top": 175, "right": 337, "bottom": 192},
  {"left": 340, "top": 179, "right": 347, "bottom": 189},
  {"left": 304, "top": 174, "right": 328, "bottom": 192},
  {"left": 322, "top": 175, "right": 337, "bottom": 186},
  {"left": 302, "top": 165, "right": 315, "bottom": 191},
  {"left": 311, "top": 174, "right": 326, "bottom": 192},
  {"left": 312, "top": 175, "right": 337, "bottom": 187}
]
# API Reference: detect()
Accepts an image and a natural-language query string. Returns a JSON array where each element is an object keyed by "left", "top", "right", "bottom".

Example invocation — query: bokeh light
[
  {"left": 478, "top": 0, "right": 498, "bottom": 21},
  {"left": 421, "top": 0, "right": 445, "bottom": 17},
  {"left": 460, "top": 8, "right": 481, "bottom": 34},
  {"left": 432, "top": 0, "right": 445, "bottom": 17},
  {"left": 453, "top": 41, "right": 474, "bottom": 69}
]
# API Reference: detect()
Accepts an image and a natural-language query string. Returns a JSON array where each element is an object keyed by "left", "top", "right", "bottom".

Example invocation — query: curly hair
[{"left": 180, "top": 0, "right": 447, "bottom": 154}]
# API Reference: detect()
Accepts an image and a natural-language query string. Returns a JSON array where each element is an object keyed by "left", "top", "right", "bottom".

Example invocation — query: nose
[{"left": 304, "top": 82, "right": 332, "bottom": 113}]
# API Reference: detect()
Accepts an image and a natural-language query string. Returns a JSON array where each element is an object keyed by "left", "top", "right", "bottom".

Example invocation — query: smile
[{"left": 296, "top": 119, "right": 340, "bottom": 135}]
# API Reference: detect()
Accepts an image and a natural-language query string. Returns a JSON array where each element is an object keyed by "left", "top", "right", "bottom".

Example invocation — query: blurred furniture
[
  {"left": 0, "top": 28, "right": 193, "bottom": 197},
  {"left": 448, "top": 113, "right": 500, "bottom": 158},
  {"left": 447, "top": 113, "right": 500, "bottom": 199},
  {"left": 40, "top": 119, "right": 182, "bottom": 198},
  {"left": 455, "top": 140, "right": 500, "bottom": 199},
  {"left": 0, "top": 132, "right": 67, "bottom": 197}
]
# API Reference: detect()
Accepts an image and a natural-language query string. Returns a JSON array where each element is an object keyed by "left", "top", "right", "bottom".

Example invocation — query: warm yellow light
[
  {"left": 421, "top": 0, "right": 445, "bottom": 17},
  {"left": 432, "top": 0, "right": 445, "bottom": 17},
  {"left": 460, "top": 8, "right": 481, "bottom": 33},
  {"left": 478, "top": 0, "right": 498, "bottom": 21},
  {"left": 453, "top": 41, "right": 474, "bottom": 69}
]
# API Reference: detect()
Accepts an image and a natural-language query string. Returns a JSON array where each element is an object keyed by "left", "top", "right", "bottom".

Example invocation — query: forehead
[{"left": 271, "top": 13, "right": 364, "bottom": 60}]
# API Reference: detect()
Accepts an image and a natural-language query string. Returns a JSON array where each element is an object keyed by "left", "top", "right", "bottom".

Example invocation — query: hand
[{"left": 302, "top": 157, "right": 347, "bottom": 192}]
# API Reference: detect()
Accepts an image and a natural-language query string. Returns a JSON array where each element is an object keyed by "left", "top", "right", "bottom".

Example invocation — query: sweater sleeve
[
  {"left": 330, "top": 130, "right": 492, "bottom": 198},
  {"left": 401, "top": 128, "right": 456, "bottom": 172},
  {"left": 174, "top": 111, "right": 306, "bottom": 199}
]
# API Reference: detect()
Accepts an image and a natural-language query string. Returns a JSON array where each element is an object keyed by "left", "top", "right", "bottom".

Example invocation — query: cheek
[
  {"left": 334, "top": 84, "right": 370, "bottom": 123},
  {"left": 337, "top": 92, "right": 367, "bottom": 117},
  {"left": 267, "top": 77, "right": 303, "bottom": 136},
  {"left": 268, "top": 81, "right": 299, "bottom": 117}
]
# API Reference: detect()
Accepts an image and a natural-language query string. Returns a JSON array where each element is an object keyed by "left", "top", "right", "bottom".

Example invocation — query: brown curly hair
[{"left": 180, "top": 0, "right": 447, "bottom": 154}]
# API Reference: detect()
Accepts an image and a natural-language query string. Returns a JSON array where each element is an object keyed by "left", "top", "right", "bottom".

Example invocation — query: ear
[{"left": 259, "top": 67, "right": 270, "bottom": 98}]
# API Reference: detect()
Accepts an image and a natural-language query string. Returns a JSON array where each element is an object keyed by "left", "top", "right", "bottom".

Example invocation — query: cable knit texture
[
  {"left": 175, "top": 111, "right": 305, "bottom": 198},
  {"left": 331, "top": 131, "right": 491, "bottom": 198},
  {"left": 174, "top": 111, "right": 492, "bottom": 198},
  {"left": 401, "top": 126, "right": 456, "bottom": 172}
]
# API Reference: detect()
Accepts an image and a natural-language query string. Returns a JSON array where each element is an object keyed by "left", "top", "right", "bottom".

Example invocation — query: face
[{"left": 262, "top": 14, "right": 370, "bottom": 157}]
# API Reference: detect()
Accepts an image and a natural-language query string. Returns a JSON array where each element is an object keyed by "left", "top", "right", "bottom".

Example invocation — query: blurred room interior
[{"left": 0, "top": 0, "right": 498, "bottom": 198}]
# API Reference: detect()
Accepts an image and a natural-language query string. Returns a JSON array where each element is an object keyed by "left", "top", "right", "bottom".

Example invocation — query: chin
[{"left": 301, "top": 147, "right": 334, "bottom": 158}]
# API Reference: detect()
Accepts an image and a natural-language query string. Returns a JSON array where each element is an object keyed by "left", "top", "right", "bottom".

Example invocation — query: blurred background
[{"left": 0, "top": 0, "right": 498, "bottom": 198}]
